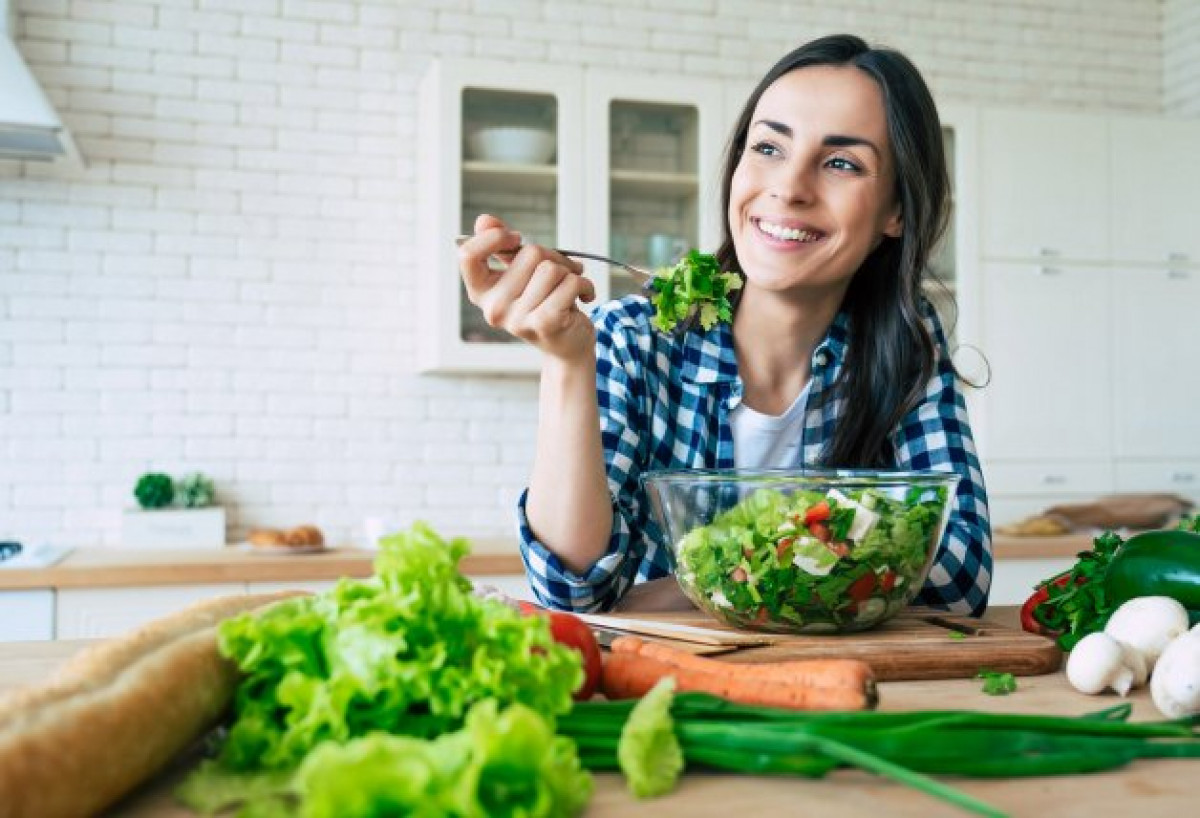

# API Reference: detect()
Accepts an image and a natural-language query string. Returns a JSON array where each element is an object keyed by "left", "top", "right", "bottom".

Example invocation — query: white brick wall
[
  {"left": 1165, "top": 0, "right": 1200, "bottom": 114},
  {"left": 0, "top": 0, "right": 1184, "bottom": 549}
]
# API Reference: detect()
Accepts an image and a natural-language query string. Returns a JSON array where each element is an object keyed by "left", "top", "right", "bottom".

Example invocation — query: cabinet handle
[
  {"left": 1038, "top": 247, "right": 1060, "bottom": 258},
  {"left": 1167, "top": 252, "right": 1189, "bottom": 263},
  {"left": 1171, "top": 472, "right": 1195, "bottom": 484},
  {"left": 1041, "top": 474, "right": 1067, "bottom": 485},
  {"left": 1038, "top": 266, "right": 1062, "bottom": 276},
  {"left": 1167, "top": 270, "right": 1190, "bottom": 280}
]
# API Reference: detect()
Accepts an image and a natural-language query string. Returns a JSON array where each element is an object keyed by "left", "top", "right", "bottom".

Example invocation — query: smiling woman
[{"left": 456, "top": 34, "right": 991, "bottom": 618}]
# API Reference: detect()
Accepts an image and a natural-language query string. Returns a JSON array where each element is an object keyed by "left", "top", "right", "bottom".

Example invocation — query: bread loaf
[{"left": 0, "top": 590, "right": 304, "bottom": 818}]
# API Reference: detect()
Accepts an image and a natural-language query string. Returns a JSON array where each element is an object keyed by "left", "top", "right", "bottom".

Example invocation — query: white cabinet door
[
  {"left": 417, "top": 59, "right": 586, "bottom": 374},
  {"left": 1115, "top": 460, "right": 1200, "bottom": 506},
  {"left": 980, "top": 109, "right": 1109, "bottom": 262},
  {"left": 1110, "top": 117, "right": 1200, "bottom": 266},
  {"left": 989, "top": 558, "right": 1076, "bottom": 607},
  {"left": 56, "top": 583, "right": 246, "bottom": 640},
  {"left": 979, "top": 263, "right": 1112, "bottom": 460},
  {"left": 582, "top": 70, "right": 727, "bottom": 302},
  {"left": 1112, "top": 267, "right": 1200, "bottom": 458},
  {"left": 0, "top": 590, "right": 55, "bottom": 641}
]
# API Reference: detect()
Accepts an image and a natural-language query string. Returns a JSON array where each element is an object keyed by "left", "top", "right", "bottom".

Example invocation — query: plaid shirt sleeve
[
  {"left": 893, "top": 306, "right": 993, "bottom": 616},
  {"left": 516, "top": 302, "right": 672, "bottom": 612}
]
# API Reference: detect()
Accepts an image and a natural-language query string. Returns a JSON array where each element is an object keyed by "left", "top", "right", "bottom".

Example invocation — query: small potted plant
[{"left": 121, "top": 471, "right": 226, "bottom": 549}]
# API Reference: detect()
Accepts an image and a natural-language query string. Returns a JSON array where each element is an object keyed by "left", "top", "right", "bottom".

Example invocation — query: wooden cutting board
[{"left": 602, "top": 609, "right": 1062, "bottom": 681}]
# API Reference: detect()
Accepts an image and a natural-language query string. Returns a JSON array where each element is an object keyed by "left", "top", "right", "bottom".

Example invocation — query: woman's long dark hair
[{"left": 716, "top": 34, "right": 951, "bottom": 468}]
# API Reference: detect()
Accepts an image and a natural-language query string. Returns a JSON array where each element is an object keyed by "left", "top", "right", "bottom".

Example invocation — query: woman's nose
[{"left": 768, "top": 161, "right": 816, "bottom": 204}]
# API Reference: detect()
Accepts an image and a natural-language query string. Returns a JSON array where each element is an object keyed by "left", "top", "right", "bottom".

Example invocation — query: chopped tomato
[
  {"left": 804, "top": 501, "right": 831, "bottom": 524},
  {"left": 775, "top": 536, "right": 795, "bottom": 561},
  {"left": 847, "top": 573, "right": 876, "bottom": 603},
  {"left": 809, "top": 522, "right": 832, "bottom": 542},
  {"left": 878, "top": 570, "right": 897, "bottom": 593},
  {"left": 731, "top": 566, "right": 748, "bottom": 582},
  {"left": 753, "top": 606, "right": 770, "bottom": 625}
]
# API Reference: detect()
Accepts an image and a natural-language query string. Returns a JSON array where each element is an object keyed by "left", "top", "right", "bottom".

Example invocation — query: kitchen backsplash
[{"left": 0, "top": 0, "right": 1192, "bottom": 547}]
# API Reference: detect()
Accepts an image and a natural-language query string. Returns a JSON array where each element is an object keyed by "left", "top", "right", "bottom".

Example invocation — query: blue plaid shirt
[{"left": 517, "top": 296, "right": 992, "bottom": 615}]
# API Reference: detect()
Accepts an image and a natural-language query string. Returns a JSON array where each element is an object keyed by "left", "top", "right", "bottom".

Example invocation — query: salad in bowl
[{"left": 643, "top": 469, "right": 959, "bottom": 633}]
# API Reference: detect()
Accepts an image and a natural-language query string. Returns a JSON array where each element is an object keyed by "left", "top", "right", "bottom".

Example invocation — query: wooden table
[{"left": 2, "top": 604, "right": 1191, "bottom": 817}]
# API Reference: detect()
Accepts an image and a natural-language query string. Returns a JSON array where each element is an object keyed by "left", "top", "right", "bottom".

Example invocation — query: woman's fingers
[{"left": 458, "top": 224, "right": 520, "bottom": 303}]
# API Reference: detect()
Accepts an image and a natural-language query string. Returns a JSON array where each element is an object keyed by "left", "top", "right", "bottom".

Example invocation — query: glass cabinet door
[
  {"left": 584, "top": 72, "right": 727, "bottom": 304},
  {"left": 418, "top": 59, "right": 583, "bottom": 374},
  {"left": 459, "top": 89, "right": 561, "bottom": 344}
]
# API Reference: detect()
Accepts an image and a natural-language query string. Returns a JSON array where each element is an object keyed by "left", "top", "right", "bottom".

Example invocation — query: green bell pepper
[{"left": 1103, "top": 529, "right": 1200, "bottom": 609}]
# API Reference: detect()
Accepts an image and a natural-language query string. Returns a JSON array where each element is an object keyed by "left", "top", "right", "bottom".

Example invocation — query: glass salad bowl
[{"left": 642, "top": 469, "right": 960, "bottom": 634}]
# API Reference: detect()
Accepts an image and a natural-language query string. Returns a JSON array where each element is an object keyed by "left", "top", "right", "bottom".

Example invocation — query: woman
[{"left": 458, "top": 34, "right": 991, "bottom": 616}]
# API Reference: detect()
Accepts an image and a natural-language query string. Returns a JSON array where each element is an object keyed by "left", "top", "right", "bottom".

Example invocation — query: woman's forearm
[{"left": 526, "top": 355, "right": 614, "bottom": 574}]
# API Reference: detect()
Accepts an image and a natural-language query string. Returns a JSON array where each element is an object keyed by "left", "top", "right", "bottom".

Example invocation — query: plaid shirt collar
[{"left": 678, "top": 309, "right": 852, "bottom": 385}]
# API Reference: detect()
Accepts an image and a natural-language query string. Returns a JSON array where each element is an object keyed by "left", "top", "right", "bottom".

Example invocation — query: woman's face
[{"left": 728, "top": 65, "right": 903, "bottom": 296}]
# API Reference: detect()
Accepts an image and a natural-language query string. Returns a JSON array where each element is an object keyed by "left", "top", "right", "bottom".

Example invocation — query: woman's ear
[{"left": 882, "top": 204, "right": 903, "bottom": 238}]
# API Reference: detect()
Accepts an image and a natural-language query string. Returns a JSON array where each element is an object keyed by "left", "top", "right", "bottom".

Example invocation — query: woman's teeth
[{"left": 757, "top": 219, "right": 821, "bottom": 242}]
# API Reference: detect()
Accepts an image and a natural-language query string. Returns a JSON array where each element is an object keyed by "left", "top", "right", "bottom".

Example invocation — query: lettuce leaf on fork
[{"left": 647, "top": 249, "right": 742, "bottom": 333}]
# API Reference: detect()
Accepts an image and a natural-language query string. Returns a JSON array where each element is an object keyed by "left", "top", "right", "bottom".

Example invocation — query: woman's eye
[
  {"left": 826, "top": 156, "right": 862, "bottom": 173},
  {"left": 749, "top": 140, "right": 781, "bottom": 157}
]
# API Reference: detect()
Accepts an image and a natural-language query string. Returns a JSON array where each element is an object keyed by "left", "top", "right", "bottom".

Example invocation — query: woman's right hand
[{"left": 458, "top": 214, "right": 597, "bottom": 363}]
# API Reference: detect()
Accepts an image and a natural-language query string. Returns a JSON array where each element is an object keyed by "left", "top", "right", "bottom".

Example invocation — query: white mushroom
[
  {"left": 1066, "top": 632, "right": 1143, "bottom": 696},
  {"left": 1103, "top": 596, "right": 1190, "bottom": 671},
  {"left": 1150, "top": 627, "right": 1200, "bottom": 719}
]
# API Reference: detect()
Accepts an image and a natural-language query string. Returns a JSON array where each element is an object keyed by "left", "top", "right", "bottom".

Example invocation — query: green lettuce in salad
[
  {"left": 675, "top": 484, "right": 948, "bottom": 632},
  {"left": 647, "top": 249, "right": 742, "bottom": 333}
]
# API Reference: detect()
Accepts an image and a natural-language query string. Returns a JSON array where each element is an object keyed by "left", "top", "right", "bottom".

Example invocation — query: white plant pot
[{"left": 122, "top": 507, "right": 227, "bottom": 549}]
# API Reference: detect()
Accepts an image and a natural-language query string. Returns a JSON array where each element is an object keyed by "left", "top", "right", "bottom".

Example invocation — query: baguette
[{"left": 0, "top": 590, "right": 306, "bottom": 818}]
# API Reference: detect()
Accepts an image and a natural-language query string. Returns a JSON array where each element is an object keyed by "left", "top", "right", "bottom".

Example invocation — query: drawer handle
[
  {"left": 1172, "top": 472, "right": 1195, "bottom": 483},
  {"left": 1038, "top": 266, "right": 1062, "bottom": 276},
  {"left": 1042, "top": 475, "right": 1067, "bottom": 485},
  {"left": 1167, "top": 252, "right": 1189, "bottom": 263},
  {"left": 1038, "top": 247, "right": 1060, "bottom": 258},
  {"left": 1168, "top": 270, "right": 1190, "bottom": 280}
]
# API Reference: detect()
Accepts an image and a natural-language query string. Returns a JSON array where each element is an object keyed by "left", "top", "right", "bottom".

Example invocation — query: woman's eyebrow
[{"left": 751, "top": 119, "right": 880, "bottom": 157}]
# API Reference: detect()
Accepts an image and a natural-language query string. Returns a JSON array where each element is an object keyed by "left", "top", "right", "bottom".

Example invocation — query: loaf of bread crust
[{"left": 0, "top": 590, "right": 305, "bottom": 818}]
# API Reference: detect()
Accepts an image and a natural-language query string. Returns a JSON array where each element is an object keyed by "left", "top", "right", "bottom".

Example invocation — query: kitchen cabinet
[
  {"left": 1116, "top": 460, "right": 1200, "bottom": 507},
  {"left": 56, "top": 583, "right": 245, "bottom": 640},
  {"left": 1112, "top": 267, "right": 1200, "bottom": 459},
  {"left": 417, "top": 58, "right": 585, "bottom": 374},
  {"left": 0, "top": 590, "right": 54, "bottom": 641},
  {"left": 582, "top": 70, "right": 726, "bottom": 302},
  {"left": 979, "top": 109, "right": 1108, "bottom": 263},
  {"left": 1109, "top": 117, "right": 1200, "bottom": 266},
  {"left": 417, "top": 59, "right": 725, "bottom": 374},
  {"left": 988, "top": 557, "right": 1076, "bottom": 607},
  {"left": 978, "top": 263, "right": 1112, "bottom": 460},
  {"left": 978, "top": 262, "right": 1113, "bottom": 527}
]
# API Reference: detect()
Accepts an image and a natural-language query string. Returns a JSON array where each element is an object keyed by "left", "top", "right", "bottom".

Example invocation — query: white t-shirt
[{"left": 729, "top": 379, "right": 812, "bottom": 469}]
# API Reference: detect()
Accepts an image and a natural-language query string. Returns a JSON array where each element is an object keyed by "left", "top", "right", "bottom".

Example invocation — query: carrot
[
  {"left": 610, "top": 635, "right": 876, "bottom": 691},
  {"left": 601, "top": 652, "right": 877, "bottom": 711}
]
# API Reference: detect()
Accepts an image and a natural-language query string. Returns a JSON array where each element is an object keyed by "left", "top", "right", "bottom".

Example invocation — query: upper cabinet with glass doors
[{"left": 418, "top": 59, "right": 726, "bottom": 375}]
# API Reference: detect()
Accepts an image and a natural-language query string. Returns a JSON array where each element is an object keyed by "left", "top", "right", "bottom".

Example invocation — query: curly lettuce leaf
[
  {"left": 209, "top": 522, "right": 583, "bottom": 772},
  {"left": 648, "top": 249, "right": 742, "bottom": 333},
  {"left": 617, "top": 678, "right": 684, "bottom": 799},
  {"left": 296, "top": 701, "right": 592, "bottom": 818}
]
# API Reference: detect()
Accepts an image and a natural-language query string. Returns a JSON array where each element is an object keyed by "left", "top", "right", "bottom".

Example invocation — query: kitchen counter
[
  {"left": 0, "top": 541, "right": 524, "bottom": 590},
  {"left": 0, "top": 534, "right": 1090, "bottom": 592},
  {"left": 0, "top": 606, "right": 1189, "bottom": 817}
]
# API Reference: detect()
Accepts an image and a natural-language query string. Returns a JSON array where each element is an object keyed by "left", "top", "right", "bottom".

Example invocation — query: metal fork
[{"left": 454, "top": 235, "right": 654, "bottom": 284}]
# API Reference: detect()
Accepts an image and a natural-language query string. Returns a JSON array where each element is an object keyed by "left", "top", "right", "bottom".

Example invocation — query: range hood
[{"left": 0, "top": 0, "right": 82, "bottom": 163}]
